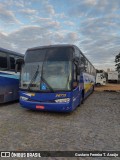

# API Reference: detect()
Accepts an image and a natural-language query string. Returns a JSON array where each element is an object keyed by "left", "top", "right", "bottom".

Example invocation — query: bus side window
[
  {"left": 10, "top": 56, "right": 15, "bottom": 70},
  {"left": 80, "top": 55, "right": 86, "bottom": 72},
  {"left": 0, "top": 52, "right": 8, "bottom": 69},
  {"left": 75, "top": 48, "right": 80, "bottom": 59},
  {"left": 73, "top": 64, "right": 78, "bottom": 88},
  {"left": 73, "top": 64, "right": 77, "bottom": 81},
  {"left": 85, "top": 60, "right": 88, "bottom": 73},
  {"left": 87, "top": 62, "right": 91, "bottom": 74}
]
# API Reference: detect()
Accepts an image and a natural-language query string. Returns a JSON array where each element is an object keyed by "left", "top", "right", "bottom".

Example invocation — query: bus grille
[{"left": 0, "top": 95, "right": 4, "bottom": 103}]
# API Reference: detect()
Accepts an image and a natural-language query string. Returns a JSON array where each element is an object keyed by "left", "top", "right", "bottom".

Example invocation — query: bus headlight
[
  {"left": 20, "top": 96, "right": 28, "bottom": 101},
  {"left": 55, "top": 98, "right": 70, "bottom": 103}
]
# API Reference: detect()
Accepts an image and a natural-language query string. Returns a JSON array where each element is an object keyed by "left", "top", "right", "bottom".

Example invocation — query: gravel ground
[
  {"left": 0, "top": 91, "right": 120, "bottom": 160},
  {"left": 95, "top": 83, "right": 120, "bottom": 91}
]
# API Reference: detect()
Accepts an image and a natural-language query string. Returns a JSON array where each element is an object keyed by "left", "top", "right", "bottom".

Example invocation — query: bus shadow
[
  {"left": 0, "top": 100, "right": 19, "bottom": 107},
  {"left": 25, "top": 109, "right": 73, "bottom": 117}
]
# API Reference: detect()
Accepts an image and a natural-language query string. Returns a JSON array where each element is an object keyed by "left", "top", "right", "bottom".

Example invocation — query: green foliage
[{"left": 115, "top": 53, "right": 120, "bottom": 73}]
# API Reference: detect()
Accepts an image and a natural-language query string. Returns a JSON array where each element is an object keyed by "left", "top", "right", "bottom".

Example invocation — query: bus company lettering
[{"left": 56, "top": 94, "right": 66, "bottom": 97}]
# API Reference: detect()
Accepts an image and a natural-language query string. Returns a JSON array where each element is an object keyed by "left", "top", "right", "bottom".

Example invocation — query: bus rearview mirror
[
  {"left": 77, "top": 66, "right": 80, "bottom": 75},
  {"left": 73, "top": 57, "right": 79, "bottom": 65},
  {"left": 16, "top": 58, "right": 24, "bottom": 64},
  {"left": 15, "top": 58, "right": 24, "bottom": 73}
]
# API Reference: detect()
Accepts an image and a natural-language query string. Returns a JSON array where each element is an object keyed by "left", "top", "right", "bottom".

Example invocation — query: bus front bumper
[{"left": 20, "top": 100, "right": 73, "bottom": 112}]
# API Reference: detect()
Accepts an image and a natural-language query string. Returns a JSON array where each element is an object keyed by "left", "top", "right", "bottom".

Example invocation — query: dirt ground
[
  {"left": 0, "top": 91, "right": 120, "bottom": 160},
  {"left": 95, "top": 83, "right": 120, "bottom": 91}
]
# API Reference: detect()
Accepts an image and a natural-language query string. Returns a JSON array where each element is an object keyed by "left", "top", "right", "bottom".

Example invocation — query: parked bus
[
  {"left": 18, "top": 44, "right": 96, "bottom": 112},
  {"left": 0, "top": 48, "right": 24, "bottom": 103}
]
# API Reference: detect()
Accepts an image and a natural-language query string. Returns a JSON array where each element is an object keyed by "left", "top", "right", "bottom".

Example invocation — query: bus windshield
[{"left": 20, "top": 47, "right": 73, "bottom": 91}]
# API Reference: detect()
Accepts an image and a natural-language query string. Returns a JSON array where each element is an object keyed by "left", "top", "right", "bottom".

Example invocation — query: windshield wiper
[
  {"left": 41, "top": 60, "right": 55, "bottom": 92},
  {"left": 41, "top": 76, "right": 55, "bottom": 92},
  {"left": 27, "top": 64, "right": 54, "bottom": 92},
  {"left": 27, "top": 65, "right": 39, "bottom": 90}
]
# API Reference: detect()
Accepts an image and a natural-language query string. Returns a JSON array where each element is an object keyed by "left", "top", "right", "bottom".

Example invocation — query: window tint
[
  {"left": 26, "top": 47, "right": 73, "bottom": 62},
  {"left": 45, "top": 47, "right": 73, "bottom": 61},
  {"left": 87, "top": 62, "right": 91, "bottom": 73},
  {"left": 10, "top": 56, "right": 15, "bottom": 70},
  {"left": 80, "top": 55, "right": 86, "bottom": 72},
  {"left": 91, "top": 66, "right": 93, "bottom": 74},
  {"left": 26, "top": 49, "right": 46, "bottom": 62},
  {"left": 0, "top": 52, "right": 7, "bottom": 69},
  {"left": 73, "top": 64, "right": 77, "bottom": 81},
  {"left": 74, "top": 48, "right": 80, "bottom": 58}
]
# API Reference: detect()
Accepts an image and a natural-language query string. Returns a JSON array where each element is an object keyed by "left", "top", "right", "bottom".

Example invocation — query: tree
[{"left": 115, "top": 53, "right": 120, "bottom": 73}]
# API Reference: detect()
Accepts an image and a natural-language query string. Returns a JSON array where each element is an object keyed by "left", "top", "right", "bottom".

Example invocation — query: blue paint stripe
[
  {"left": 0, "top": 71, "right": 18, "bottom": 75},
  {"left": 0, "top": 74, "right": 19, "bottom": 79}
]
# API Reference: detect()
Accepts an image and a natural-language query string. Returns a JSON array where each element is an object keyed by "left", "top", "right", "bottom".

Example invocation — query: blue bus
[
  {"left": 19, "top": 44, "right": 96, "bottom": 112},
  {"left": 0, "top": 48, "right": 24, "bottom": 103}
]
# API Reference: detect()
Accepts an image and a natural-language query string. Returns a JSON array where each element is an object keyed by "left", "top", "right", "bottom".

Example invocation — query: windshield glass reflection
[
  {"left": 20, "top": 46, "right": 73, "bottom": 91},
  {"left": 42, "top": 61, "right": 72, "bottom": 91}
]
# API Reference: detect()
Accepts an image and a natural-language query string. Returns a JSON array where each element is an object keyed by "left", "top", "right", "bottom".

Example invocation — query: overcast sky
[{"left": 0, "top": 0, "right": 120, "bottom": 71}]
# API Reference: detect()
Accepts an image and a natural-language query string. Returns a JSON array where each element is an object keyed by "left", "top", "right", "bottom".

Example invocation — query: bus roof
[
  {"left": 0, "top": 47, "right": 24, "bottom": 57},
  {"left": 27, "top": 44, "right": 76, "bottom": 51}
]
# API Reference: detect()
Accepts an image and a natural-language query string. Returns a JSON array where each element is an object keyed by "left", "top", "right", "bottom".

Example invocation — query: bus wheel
[
  {"left": 81, "top": 90, "right": 84, "bottom": 104},
  {"left": 92, "top": 85, "right": 94, "bottom": 93}
]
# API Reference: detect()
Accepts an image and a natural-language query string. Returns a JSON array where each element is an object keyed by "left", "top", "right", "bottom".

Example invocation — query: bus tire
[
  {"left": 92, "top": 85, "right": 94, "bottom": 93},
  {"left": 81, "top": 90, "right": 84, "bottom": 104}
]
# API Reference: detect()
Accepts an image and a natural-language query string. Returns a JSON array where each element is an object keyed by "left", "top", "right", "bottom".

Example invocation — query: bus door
[{"left": 72, "top": 63, "right": 81, "bottom": 108}]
